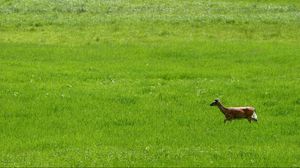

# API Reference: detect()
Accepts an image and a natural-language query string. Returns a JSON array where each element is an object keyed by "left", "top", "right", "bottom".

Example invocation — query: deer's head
[{"left": 210, "top": 98, "right": 220, "bottom": 106}]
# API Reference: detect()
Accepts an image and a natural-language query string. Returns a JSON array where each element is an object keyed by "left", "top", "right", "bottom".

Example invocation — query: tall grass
[{"left": 0, "top": 0, "right": 299, "bottom": 166}]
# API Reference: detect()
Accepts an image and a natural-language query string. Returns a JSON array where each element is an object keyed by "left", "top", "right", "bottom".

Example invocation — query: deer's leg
[
  {"left": 224, "top": 116, "right": 232, "bottom": 123},
  {"left": 224, "top": 119, "right": 227, "bottom": 123},
  {"left": 247, "top": 117, "right": 252, "bottom": 123}
]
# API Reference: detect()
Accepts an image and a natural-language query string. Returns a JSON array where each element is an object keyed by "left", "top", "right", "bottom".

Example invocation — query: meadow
[{"left": 0, "top": 0, "right": 300, "bottom": 166}]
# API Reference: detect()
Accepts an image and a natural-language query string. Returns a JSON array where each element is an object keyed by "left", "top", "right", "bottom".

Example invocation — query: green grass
[{"left": 0, "top": 0, "right": 300, "bottom": 167}]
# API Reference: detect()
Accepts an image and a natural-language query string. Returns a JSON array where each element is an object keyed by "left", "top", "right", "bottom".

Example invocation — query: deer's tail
[{"left": 251, "top": 111, "right": 258, "bottom": 122}]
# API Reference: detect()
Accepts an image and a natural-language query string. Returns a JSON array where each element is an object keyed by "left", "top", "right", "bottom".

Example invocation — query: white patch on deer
[{"left": 251, "top": 112, "right": 258, "bottom": 120}]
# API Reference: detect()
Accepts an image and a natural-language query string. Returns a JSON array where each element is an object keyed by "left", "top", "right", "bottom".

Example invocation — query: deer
[{"left": 210, "top": 98, "right": 258, "bottom": 123}]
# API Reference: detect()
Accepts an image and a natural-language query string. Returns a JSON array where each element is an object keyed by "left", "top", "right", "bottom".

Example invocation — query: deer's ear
[{"left": 215, "top": 98, "right": 220, "bottom": 102}]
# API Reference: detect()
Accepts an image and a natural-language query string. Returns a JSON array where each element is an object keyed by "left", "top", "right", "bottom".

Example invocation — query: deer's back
[{"left": 226, "top": 107, "right": 255, "bottom": 118}]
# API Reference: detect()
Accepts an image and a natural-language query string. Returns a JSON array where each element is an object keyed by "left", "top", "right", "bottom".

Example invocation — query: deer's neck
[{"left": 217, "top": 103, "right": 228, "bottom": 114}]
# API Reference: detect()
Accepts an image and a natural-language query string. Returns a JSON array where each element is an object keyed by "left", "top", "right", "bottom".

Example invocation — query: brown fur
[{"left": 210, "top": 99, "right": 256, "bottom": 123}]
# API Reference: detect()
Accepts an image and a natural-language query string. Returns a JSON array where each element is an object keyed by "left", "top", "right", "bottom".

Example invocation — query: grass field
[{"left": 0, "top": 0, "right": 300, "bottom": 167}]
